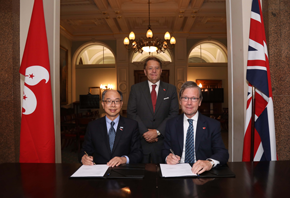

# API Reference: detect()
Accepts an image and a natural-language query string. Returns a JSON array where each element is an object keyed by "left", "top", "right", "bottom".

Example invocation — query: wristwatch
[
  {"left": 156, "top": 130, "right": 161, "bottom": 136},
  {"left": 207, "top": 159, "right": 215, "bottom": 168}
]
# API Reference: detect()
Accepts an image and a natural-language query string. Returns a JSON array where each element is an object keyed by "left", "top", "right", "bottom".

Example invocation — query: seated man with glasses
[
  {"left": 79, "top": 90, "right": 142, "bottom": 166},
  {"left": 162, "top": 81, "right": 229, "bottom": 175}
]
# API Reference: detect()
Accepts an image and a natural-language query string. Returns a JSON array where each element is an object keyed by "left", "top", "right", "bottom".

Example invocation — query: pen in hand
[
  {"left": 170, "top": 149, "right": 176, "bottom": 157},
  {"left": 170, "top": 149, "right": 180, "bottom": 163},
  {"left": 84, "top": 151, "right": 96, "bottom": 165}
]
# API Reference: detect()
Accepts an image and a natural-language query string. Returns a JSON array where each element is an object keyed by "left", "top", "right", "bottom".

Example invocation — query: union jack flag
[{"left": 242, "top": 0, "right": 277, "bottom": 161}]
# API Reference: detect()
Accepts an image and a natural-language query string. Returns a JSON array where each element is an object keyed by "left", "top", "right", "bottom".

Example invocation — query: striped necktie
[{"left": 185, "top": 119, "right": 195, "bottom": 164}]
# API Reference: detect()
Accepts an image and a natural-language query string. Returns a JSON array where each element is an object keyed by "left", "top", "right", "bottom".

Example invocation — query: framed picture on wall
[
  {"left": 60, "top": 46, "right": 68, "bottom": 105},
  {"left": 89, "top": 87, "right": 101, "bottom": 95}
]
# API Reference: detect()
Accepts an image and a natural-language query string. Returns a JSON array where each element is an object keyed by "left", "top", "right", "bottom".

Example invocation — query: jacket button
[{"left": 153, "top": 119, "right": 155, "bottom": 121}]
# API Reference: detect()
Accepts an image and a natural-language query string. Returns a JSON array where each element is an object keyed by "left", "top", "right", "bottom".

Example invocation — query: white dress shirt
[
  {"left": 148, "top": 80, "right": 160, "bottom": 96},
  {"left": 105, "top": 115, "right": 129, "bottom": 164},
  {"left": 180, "top": 112, "right": 220, "bottom": 167},
  {"left": 180, "top": 112, "right": 199, "bottom": 163}
]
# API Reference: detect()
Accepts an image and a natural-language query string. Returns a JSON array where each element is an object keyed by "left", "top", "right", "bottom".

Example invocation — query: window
[
  {"left": 189, "top": 43, "right": 227, "bottom": 63},
  {"left": 132, "top": 51, "right": 172, "bottom": 62},
  {"left": 77, "top": 45, "right": 115, "bottom": 65}
]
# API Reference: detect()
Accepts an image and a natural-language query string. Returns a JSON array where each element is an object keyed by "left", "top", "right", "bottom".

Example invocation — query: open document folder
[
  {"left": 71, "top": 165, "right": 109, "bottom": 177},
  {"left": 160, "top": 163, "right": 236, "bottom": 178},
  {"left": 160, "top": 163, "right": 196, "bottom": 177},
  {"left": 70, "top": 164, "right": 145, "bottom": 178}
]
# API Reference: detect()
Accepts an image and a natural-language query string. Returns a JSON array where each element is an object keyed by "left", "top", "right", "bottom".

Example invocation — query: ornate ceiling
[{"left": 60, "top": 0, "right": 226, "bottom": 41}]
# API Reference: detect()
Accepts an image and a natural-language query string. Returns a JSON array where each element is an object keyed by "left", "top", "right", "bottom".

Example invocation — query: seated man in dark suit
[
  {"left": 80, "top": 90, "right": 142, "bottom": 167},
  {"left": 162, "top": 81, "right": 229, "bottom": 174}
]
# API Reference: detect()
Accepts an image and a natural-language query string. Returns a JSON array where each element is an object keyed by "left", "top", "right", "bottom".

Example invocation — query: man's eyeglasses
[
  {"left": 180, "top": 97, "right": 199, "bottom": 102},
  {"left": 103, "top": 99, "right": 122, "bottom": 105}
]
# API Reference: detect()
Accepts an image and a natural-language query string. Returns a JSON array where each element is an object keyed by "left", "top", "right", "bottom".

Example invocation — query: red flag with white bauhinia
[{"left": 19, "top": 0, "right": 55, "bottom": 163}]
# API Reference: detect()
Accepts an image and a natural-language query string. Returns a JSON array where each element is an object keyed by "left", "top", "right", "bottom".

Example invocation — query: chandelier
[{"left": 123, "top": 0, "right": 176, "bottom": 54}]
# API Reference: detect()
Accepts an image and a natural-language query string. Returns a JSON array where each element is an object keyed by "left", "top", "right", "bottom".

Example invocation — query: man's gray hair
[
  {"left": 179, "top": 81, "right": 203, "bottom": 101},
  {"left": 102, "top": 90, "right": 123, "bottom": 101}
]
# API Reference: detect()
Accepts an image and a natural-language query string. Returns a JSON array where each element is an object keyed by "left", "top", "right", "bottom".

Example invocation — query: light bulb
[
  {"left": 146, "top": 29, "right": 153, "bottom": 38},
  {"left": 164, "top": 32, "right": 171, "bottom": 40},
  {"left": 129, "top": 31, "right": 135, "bottom": 40},
  {"left": 170, "top": 37, "right": 176, "bottom": 45},
  {"left": 123, "top": 37, "right": 129, "bottom": 45}
]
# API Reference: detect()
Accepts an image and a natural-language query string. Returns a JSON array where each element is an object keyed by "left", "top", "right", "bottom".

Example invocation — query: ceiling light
[{"left": 123, "top": 0, "right": 176, "bottom": 54}]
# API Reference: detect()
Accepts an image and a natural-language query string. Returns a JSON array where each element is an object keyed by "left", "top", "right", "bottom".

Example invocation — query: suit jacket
[
  {"left": 127, "top": 80, "right": 179, "bottom": 160},
  {"left": 162, "top": 113, "right": 229, "bottom": 165},
  {"left": 79, "top": 116, "right": 142, "bottom": 164}
]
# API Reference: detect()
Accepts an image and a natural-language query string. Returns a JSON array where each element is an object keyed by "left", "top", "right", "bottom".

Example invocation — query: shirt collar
[
  {"left": 148, "top": 80, "right": 160, "bottom": 87},
  {"left": 105, "top": 115, "right": 120, "bottom": 124},
  {"left": 184, "top": 111, "right": 199, "bottom": 121}
]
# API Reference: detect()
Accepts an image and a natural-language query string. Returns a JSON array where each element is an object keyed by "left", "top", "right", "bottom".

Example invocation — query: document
[
  {"left": 160, "top": 163, "right": 196, "bottom": 177},
  {"left": 71, "top": 165, "right": 109, "bottom": 177}
]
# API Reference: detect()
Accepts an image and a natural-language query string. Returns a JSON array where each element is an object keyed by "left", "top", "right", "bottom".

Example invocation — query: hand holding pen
[
  {"left": 166, "top": 149, "right": 180, "bottom": 165},
  {"left": 81, "top": 151, "right": 95, "bottom": 165}
]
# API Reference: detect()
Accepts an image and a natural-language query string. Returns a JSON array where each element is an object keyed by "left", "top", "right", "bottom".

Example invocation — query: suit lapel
[
  {"left": 177, "top": 114, "right": 184, "bottom": 154},
  {"left": 141, "top": 81, "right": 154, "bottom": 115},
  {"left": 111, "top": 116, "right": 125, "bottom": 154},
  {"left": 155, "top": 81, "right": 167, "bottom": 114},
  {"left": 195, "top": 113, "right": 205, "bottom": 153},
  {"left": 100, "top": 117, "right": 111, "bottom": 156}
]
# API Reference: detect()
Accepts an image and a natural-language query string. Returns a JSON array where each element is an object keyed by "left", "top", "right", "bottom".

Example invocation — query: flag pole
[{"left": 250, "top": 86, "right": 255, "bottom": 162}]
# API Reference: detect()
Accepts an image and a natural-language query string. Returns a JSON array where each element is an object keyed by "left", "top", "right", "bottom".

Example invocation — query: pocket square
[{"left": 164, "top": 97, "right": 169, "bottom": 100}]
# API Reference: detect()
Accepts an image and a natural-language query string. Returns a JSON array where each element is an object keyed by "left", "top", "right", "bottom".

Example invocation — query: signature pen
[
  {"left": 169, "top": 149, "right": 176, "bottom": 157},
  {"left": 84, "top": 151, "right": 96, "bottom": 165},
  {"left": 170, "top": 149, "right": 180, "bottom": 163}
]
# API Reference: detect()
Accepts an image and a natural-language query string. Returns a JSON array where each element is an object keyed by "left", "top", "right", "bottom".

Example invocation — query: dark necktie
[
  {"left": 151, "top": 84, "right": 157, "bottom": 112},
  {"left": 185, "top": 119, "right": 195, "bottom": 164},
  {"left": 109, "top": 121, "right": 115, "bottom": 151}
]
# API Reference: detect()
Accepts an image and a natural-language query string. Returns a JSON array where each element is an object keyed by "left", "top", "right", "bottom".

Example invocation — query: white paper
[
  {"left": 160, "top": 163, "right": 197, "bottom": 177},
  {"left": 71, "top": 165, "right": 109, "bottom": 177}
]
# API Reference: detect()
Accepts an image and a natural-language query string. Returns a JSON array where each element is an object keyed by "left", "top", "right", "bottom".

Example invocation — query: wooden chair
[{"left": 61, "top": 128, "right": 78, "bottom": 150}]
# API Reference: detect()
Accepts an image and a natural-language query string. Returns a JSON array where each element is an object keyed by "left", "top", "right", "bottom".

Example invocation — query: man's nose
[{"left": 187, "top": 99, "right": 192, "bottom": 104}]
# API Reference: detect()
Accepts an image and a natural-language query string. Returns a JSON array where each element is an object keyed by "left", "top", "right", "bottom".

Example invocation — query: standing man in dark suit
[
  {"left": 80, "top": 90, "right": 142, "bottom": 166},
  {"left": 162, "top": 81, "right": 229, "bottom": 174},
  {"left": 127, "top": 57, "right": 179, "bottom": 163}
]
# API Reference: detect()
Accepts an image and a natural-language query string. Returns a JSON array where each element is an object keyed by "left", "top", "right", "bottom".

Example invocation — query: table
[
  {"left": 0, "top": 161, "right": 289, "bottom": 198},
  {"left": 158, "top": 161, "right": 290, "bottom": 198}
]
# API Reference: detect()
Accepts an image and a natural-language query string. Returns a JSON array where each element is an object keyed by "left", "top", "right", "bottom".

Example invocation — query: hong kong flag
[{"left": 19, "top": 0, "right": 55, "bottom": 163}]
